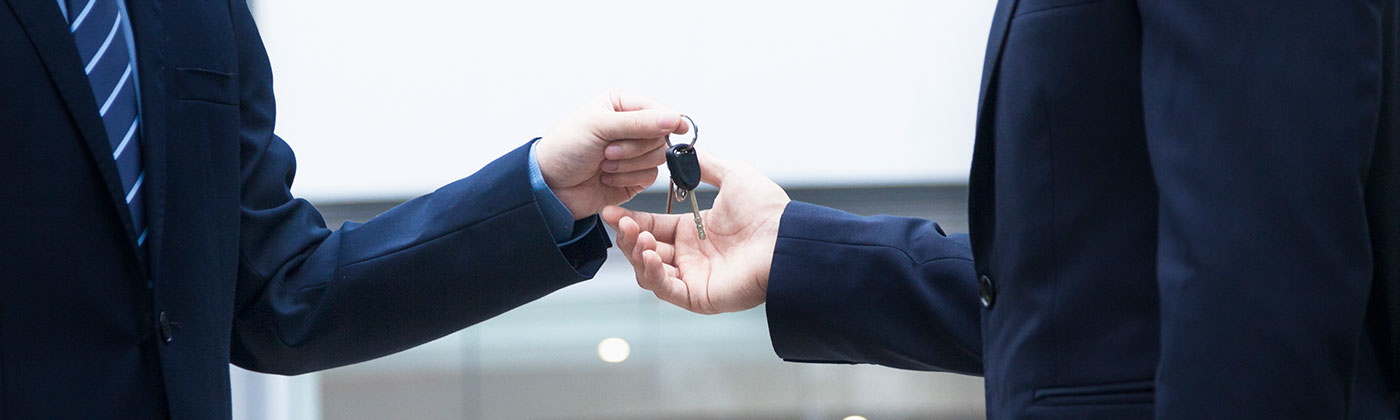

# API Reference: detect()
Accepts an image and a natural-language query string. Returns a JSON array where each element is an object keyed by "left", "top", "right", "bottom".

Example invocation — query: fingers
[
  {"left": 603, "top": 138, "right": 666, "bottom": 161},
  {"left": 607, "top": 210, "right": 675, "bottom": 261},
  {"left": 604, "top": 205, "right": 684, "bottom": 248},
  {"left": 609, "top": 211, "right": 678, "bottom": 264},
  {"left": 603, "top": 92, "right": 691, "bottom": 135},
  {"left": 602, "top": 142, "right": 666, "bottom": 173},
  {"left": 592, "top": 109, "right": 685, "bottom": 140},
  {"left": 623, "top": 225, "right": 681, "bottom": 300},
  {"left": 599, "top": 167, "right": 658, "bottom": 187},
  {"left": 632, "top": 230, "right": 658, "bottom": 266},
  {"left": 601, "top": 205, "right": 632, "bottom": 230},
  {"left": 612, "top": 213, "right": 641, "bottom": 260},
  {"left": 615, "top": 216, "right": 650, "bottom": 286},
  {"left": 639, "top": 247, "right": 667, "bottom": 290},
  {"left": 642, "top": 249, "right": 692, "bottom": 309},
  {"left": 607, "top": 210, "right": 695, "bottom": 311},
  {"left": 634, "top": 229, "right": 675, "bottom": 265}
]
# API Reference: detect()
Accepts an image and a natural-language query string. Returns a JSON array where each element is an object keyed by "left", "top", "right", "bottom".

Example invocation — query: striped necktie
[{"left": 66, "top": 0, "right": 147, "bottom": 250}]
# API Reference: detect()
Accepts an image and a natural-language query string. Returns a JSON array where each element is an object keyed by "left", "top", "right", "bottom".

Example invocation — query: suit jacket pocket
[
  {"left": 1032, "top": 379, "right": 1154, "bottom": 406},
  {"left": 174, "top": 67, "right": 237, "bottom": 106},
  {"left": 1014, "top": 0, "right": 1103, "bottom": 17}
]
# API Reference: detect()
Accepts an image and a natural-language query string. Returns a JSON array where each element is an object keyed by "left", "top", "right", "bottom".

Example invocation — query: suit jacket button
[
  {"left": 979, "top": 275, "right": 996, "bottom": 308},
  {"left": 158, "top": 311, "right": 173, "bottom": 343}
]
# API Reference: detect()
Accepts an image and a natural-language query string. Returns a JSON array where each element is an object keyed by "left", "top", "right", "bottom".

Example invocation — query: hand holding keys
[
  {"left": 664, "top": 115, "right": 706, "bottom": 240},
  {"left": 603, "top": 137, "right": 793, "bottom": 314}
]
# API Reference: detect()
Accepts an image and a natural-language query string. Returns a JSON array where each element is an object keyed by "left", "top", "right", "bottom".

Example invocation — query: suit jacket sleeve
[
  {"left": 223, "top": 0, "right": 609, "bottom": 375},
  {"left": 765, "top": 201, "right": 983, "bottom": 375},
  {"left": 1139, "top": 1, "right": 1387, "bottom": 416}
]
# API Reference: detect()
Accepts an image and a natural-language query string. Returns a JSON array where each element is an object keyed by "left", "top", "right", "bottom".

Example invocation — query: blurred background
[{"left": 232, "top": 1, "right": 996, "bottom": 419}]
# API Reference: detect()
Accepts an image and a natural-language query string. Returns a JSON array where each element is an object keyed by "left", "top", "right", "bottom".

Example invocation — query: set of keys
[{"left": 664, "top": 115, "right": 706, "bottom": 240}]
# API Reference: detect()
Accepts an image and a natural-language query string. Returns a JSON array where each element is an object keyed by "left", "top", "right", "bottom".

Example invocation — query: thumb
[
  {"left": 697, "top": 150, "right": 739, "bottom": 188},
  {"left": 593, "top": 110, "right": 683, "bottom": 140}
]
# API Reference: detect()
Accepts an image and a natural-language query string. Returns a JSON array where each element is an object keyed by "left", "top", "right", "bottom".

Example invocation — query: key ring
[
  {"left": 666, "top": 115, "right": 699, "bottom": 148},
  {"left": 665, "top": 115, "right": 699, "bottom": 206}
]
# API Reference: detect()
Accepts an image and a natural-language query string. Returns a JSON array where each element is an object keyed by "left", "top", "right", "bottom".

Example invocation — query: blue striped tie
[{"left": 66, "top": 0, "right": 147, "bottom": 250}]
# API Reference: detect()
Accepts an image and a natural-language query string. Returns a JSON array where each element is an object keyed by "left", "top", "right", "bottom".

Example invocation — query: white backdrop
[{"left": 254, "top": 0, "right": 996, "bottom": 202}]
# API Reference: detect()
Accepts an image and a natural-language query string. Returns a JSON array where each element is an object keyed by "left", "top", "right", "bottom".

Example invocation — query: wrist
[
  {"left": 527, "top": 140, "right": 578, "bottom": 239},
  {"left": 533, "top": 136, "right": 566, "bottom": 189},
  {"left": 755, "top": 200, "right": 789, "bottom": 302}
]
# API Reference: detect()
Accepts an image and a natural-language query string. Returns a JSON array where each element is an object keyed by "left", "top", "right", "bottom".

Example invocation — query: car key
[{"left": 664, "top": 115, "right": 706, "bottom": 240}]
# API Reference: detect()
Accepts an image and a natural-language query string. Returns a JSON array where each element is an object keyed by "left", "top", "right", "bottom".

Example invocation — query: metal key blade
[
  {"left": 688, "top": 193, "right": 707, "bottom": 240},
  {"left": 665, "top": 183, "right": 676, "bottom": 214}
]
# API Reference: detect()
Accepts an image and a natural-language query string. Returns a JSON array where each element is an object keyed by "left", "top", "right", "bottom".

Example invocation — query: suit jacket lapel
[
  {"left": 968, "top": 0, "right": 1020, "bottom": 272},
  {"left": 975, "top": 0, "right": 1020, "bottom": 121},
  {"left": 126, "top": 0, "right": 167, "bottom": 277},
  {"left": 4, "top": 0, "right": 146, "bottom": 254}
]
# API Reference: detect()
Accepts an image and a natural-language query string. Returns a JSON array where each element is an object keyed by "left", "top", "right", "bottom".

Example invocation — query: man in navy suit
[
  {"left": 606, "top": 0, "right": 1399, "bottom": 418},
  {"left": 0, "top": 0, "right": 689, "bottom": 417}
]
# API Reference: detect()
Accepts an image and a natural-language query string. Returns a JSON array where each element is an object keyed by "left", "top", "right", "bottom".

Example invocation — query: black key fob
[{"left": 665, "top": 144, "right": 702, "bottom": 191}]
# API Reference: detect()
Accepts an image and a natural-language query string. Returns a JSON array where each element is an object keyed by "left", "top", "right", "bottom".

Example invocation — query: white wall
[{"left": 253, "top": 0, "right": 996, "bottom": 202}]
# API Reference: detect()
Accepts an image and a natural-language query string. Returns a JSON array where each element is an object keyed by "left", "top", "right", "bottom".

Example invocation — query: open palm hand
[{"left": 603, "top": 151, "right": 790, "bottom": 314}]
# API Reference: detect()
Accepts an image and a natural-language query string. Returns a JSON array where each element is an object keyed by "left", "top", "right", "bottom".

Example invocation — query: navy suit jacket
[
  {"left": 0, "top": 0, "right": 609, "bottom": 418},
  {"left": 767, "top": 0, "right": 1399, "bottom": 418}
]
